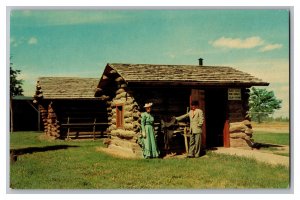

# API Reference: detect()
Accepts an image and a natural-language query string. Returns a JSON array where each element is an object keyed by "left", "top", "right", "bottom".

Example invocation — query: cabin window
[{"left": 116, "top": 104, "right": 124, "bottom": 128}]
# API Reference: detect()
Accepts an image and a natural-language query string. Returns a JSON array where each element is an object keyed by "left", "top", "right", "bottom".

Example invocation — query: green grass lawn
[
  {"left": 9, "top": 132, "right": 290, "bottom": 189},
  {"left": 252, "top": 131, "right": 289, "bottom": 146}
]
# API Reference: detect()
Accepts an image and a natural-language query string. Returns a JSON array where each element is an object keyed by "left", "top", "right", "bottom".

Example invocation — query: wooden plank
[
  {"left": 223, "top": 119, "right": 230, "bottom": 148},
  {"left": 93, "top": 118, "right": 96, "bottom": 140},
  {"left": 60, "top": 116, "right": 110, "bottom": 139},
  {"left": 61, "top": 123, "right": 110, "bottom": 126},
  {"left": 67, "top": 117, "right": 70, "bottom": 139},
  {"left": 67, "top": 131, "right": 108, "bottom": 136},
  {"left": 184, "top": 127, "right": 189, "bottom": 154}
]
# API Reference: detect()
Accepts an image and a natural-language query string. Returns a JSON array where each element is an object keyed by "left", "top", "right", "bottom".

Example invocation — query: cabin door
[{"left": 205, "top": 88, "right": 228, "bottom": 148}]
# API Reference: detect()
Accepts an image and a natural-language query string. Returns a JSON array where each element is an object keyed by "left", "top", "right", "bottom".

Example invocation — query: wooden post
[
  {"left": 93, "top": 118, "right": 96, "bottom": 140},
  {"left": 199, "top": 91, "right": 206, "bottom": 148},
  {"left": 223, "top": 119, "right": 230, "bottom": 147},
  {"left": 184, "top": 127, "right": 189, "bottom": 154},
  {"left": 67, "top": 117, "right": 70, "bottom": 139}
]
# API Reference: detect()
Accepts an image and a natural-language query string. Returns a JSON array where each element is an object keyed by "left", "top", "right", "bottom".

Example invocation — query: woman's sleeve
[{"left": 141, "top": 113, "right": 146, "bottom": 133}]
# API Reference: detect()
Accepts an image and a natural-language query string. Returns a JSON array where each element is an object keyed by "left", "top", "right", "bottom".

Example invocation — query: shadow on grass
[
  {"left": 256, "top": 143, "right": 285, "bottom": 148},
  {"left": 10, "top": 145, "right": 79, "bottom": 163},
  {"left": 207, "top": 143, "right": 284, "bottom": 151},
  {"left": 244, "top": 139, "right": 285, "bottom": 149}
]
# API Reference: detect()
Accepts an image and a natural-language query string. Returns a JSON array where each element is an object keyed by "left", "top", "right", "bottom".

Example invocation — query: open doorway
[{"left": 205, "top": 88, "right": 227, "bottom": 148}]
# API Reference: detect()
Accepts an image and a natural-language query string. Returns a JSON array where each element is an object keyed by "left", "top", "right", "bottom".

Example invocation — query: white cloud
[
  {"left": 259, "top": 44, "right": 283, "bottom": 52},
  {"left": 10, "top": 37, "right": 16, "bottom": 46},
  {"left": 165, "top": 52, "right": 176, "bottom": 59},
  {"left": 10, "top": 36, "right": 26, "bottom": 47},
  {"left": 210, "top": 36, "right": 264, "bottom": 49},
  {"left": 28, "top": 37, "right": 38, "bottom": 45},
  {"left": 211, "top": 36, "right": 283, "bottom": 53},
  {"left": 11, "top": 36, "right": 38, "bottom": 47}
]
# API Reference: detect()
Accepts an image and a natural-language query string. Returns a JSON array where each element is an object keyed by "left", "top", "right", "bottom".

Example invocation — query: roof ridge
[
  {"left": 38, "top": 77, "right": 99, "bottom": 79},
  {"left": 108, "top": 63, "right": 232, "bottom": 68}
]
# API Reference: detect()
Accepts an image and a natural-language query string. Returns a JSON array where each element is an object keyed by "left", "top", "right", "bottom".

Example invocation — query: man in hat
[{"left": 175, "top": 101, "right": 204, "bottom": 158}]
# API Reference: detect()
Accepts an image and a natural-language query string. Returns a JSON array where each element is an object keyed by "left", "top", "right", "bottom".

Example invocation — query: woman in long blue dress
[{"left": 140, "top": 103, "right": 160, "bottom": 158}]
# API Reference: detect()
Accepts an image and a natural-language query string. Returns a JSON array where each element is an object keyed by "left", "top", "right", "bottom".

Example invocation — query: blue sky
[{"left": 9, "top": 9, "right": 290, "bottom": 117}]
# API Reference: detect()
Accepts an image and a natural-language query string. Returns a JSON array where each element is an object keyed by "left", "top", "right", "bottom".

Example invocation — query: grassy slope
[{"left": 9, "top": 132, "right": 289, "bottom": 189}]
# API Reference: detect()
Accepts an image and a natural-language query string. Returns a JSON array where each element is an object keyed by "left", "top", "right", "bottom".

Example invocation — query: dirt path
[{"left": 212, "top": 147, "right": 289, "bottom": 167}]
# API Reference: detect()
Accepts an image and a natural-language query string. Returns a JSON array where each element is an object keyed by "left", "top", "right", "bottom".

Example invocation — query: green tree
[
  {"left": 10, "top": 67, "right": 24, "bottom": 96},
  {"left": 10, "top": 58, "right": 24, "bottom": 132},
  {"left": 247, "top": 87, "right": 282, "bottom": 123}
]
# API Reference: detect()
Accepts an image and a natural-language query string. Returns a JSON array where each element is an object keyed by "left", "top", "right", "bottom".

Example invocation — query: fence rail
[{"left": 61, "top": 117, "right": 110, "bottom": 139}]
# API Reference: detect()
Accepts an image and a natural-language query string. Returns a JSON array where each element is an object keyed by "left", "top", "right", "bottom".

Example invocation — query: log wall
[
  {"left": 39, "top": 104, "right": 48, "bottom": 134},
  {"left": 46, "top": 102, "right": 60, "bottom": 137},
  {"left": 36, "top": 101, "right": 61, "bottom": 138}
]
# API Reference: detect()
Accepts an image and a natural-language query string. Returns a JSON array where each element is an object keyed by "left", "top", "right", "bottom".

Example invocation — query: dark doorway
[
  {"left": 12, "top": 98, "right": 40, "bottom": 131},
  {"left": 205, "top": 88, "right": 227, "bottom": 148}
]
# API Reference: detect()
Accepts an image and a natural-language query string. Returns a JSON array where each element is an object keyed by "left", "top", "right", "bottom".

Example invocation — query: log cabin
[
  {"left": 94, "top": 62, "right": 269, "bottom": 157},
  {"left": 33, "top": 77, "right": 109, "bottom": 139}
]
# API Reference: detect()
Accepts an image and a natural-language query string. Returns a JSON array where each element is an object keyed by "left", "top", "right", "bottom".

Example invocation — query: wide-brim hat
[{"left": 144, "top": 102, "right": 153, "bottom": 108}]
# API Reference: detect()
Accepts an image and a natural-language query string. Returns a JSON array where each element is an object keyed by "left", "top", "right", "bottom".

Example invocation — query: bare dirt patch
[
  {"left": 96, "top": 147, "right": 140, "bottom": 159},
  {"left": 213, "top": 147, "right": 289, "bottom": 167}
]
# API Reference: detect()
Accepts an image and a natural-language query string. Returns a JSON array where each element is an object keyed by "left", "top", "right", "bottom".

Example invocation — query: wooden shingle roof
[
  {"left": 37, "top": 77, "right": 99, "bottom": 99},
  {"left": 104, "top": 63, "right": 269, "bottom": 86}
]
